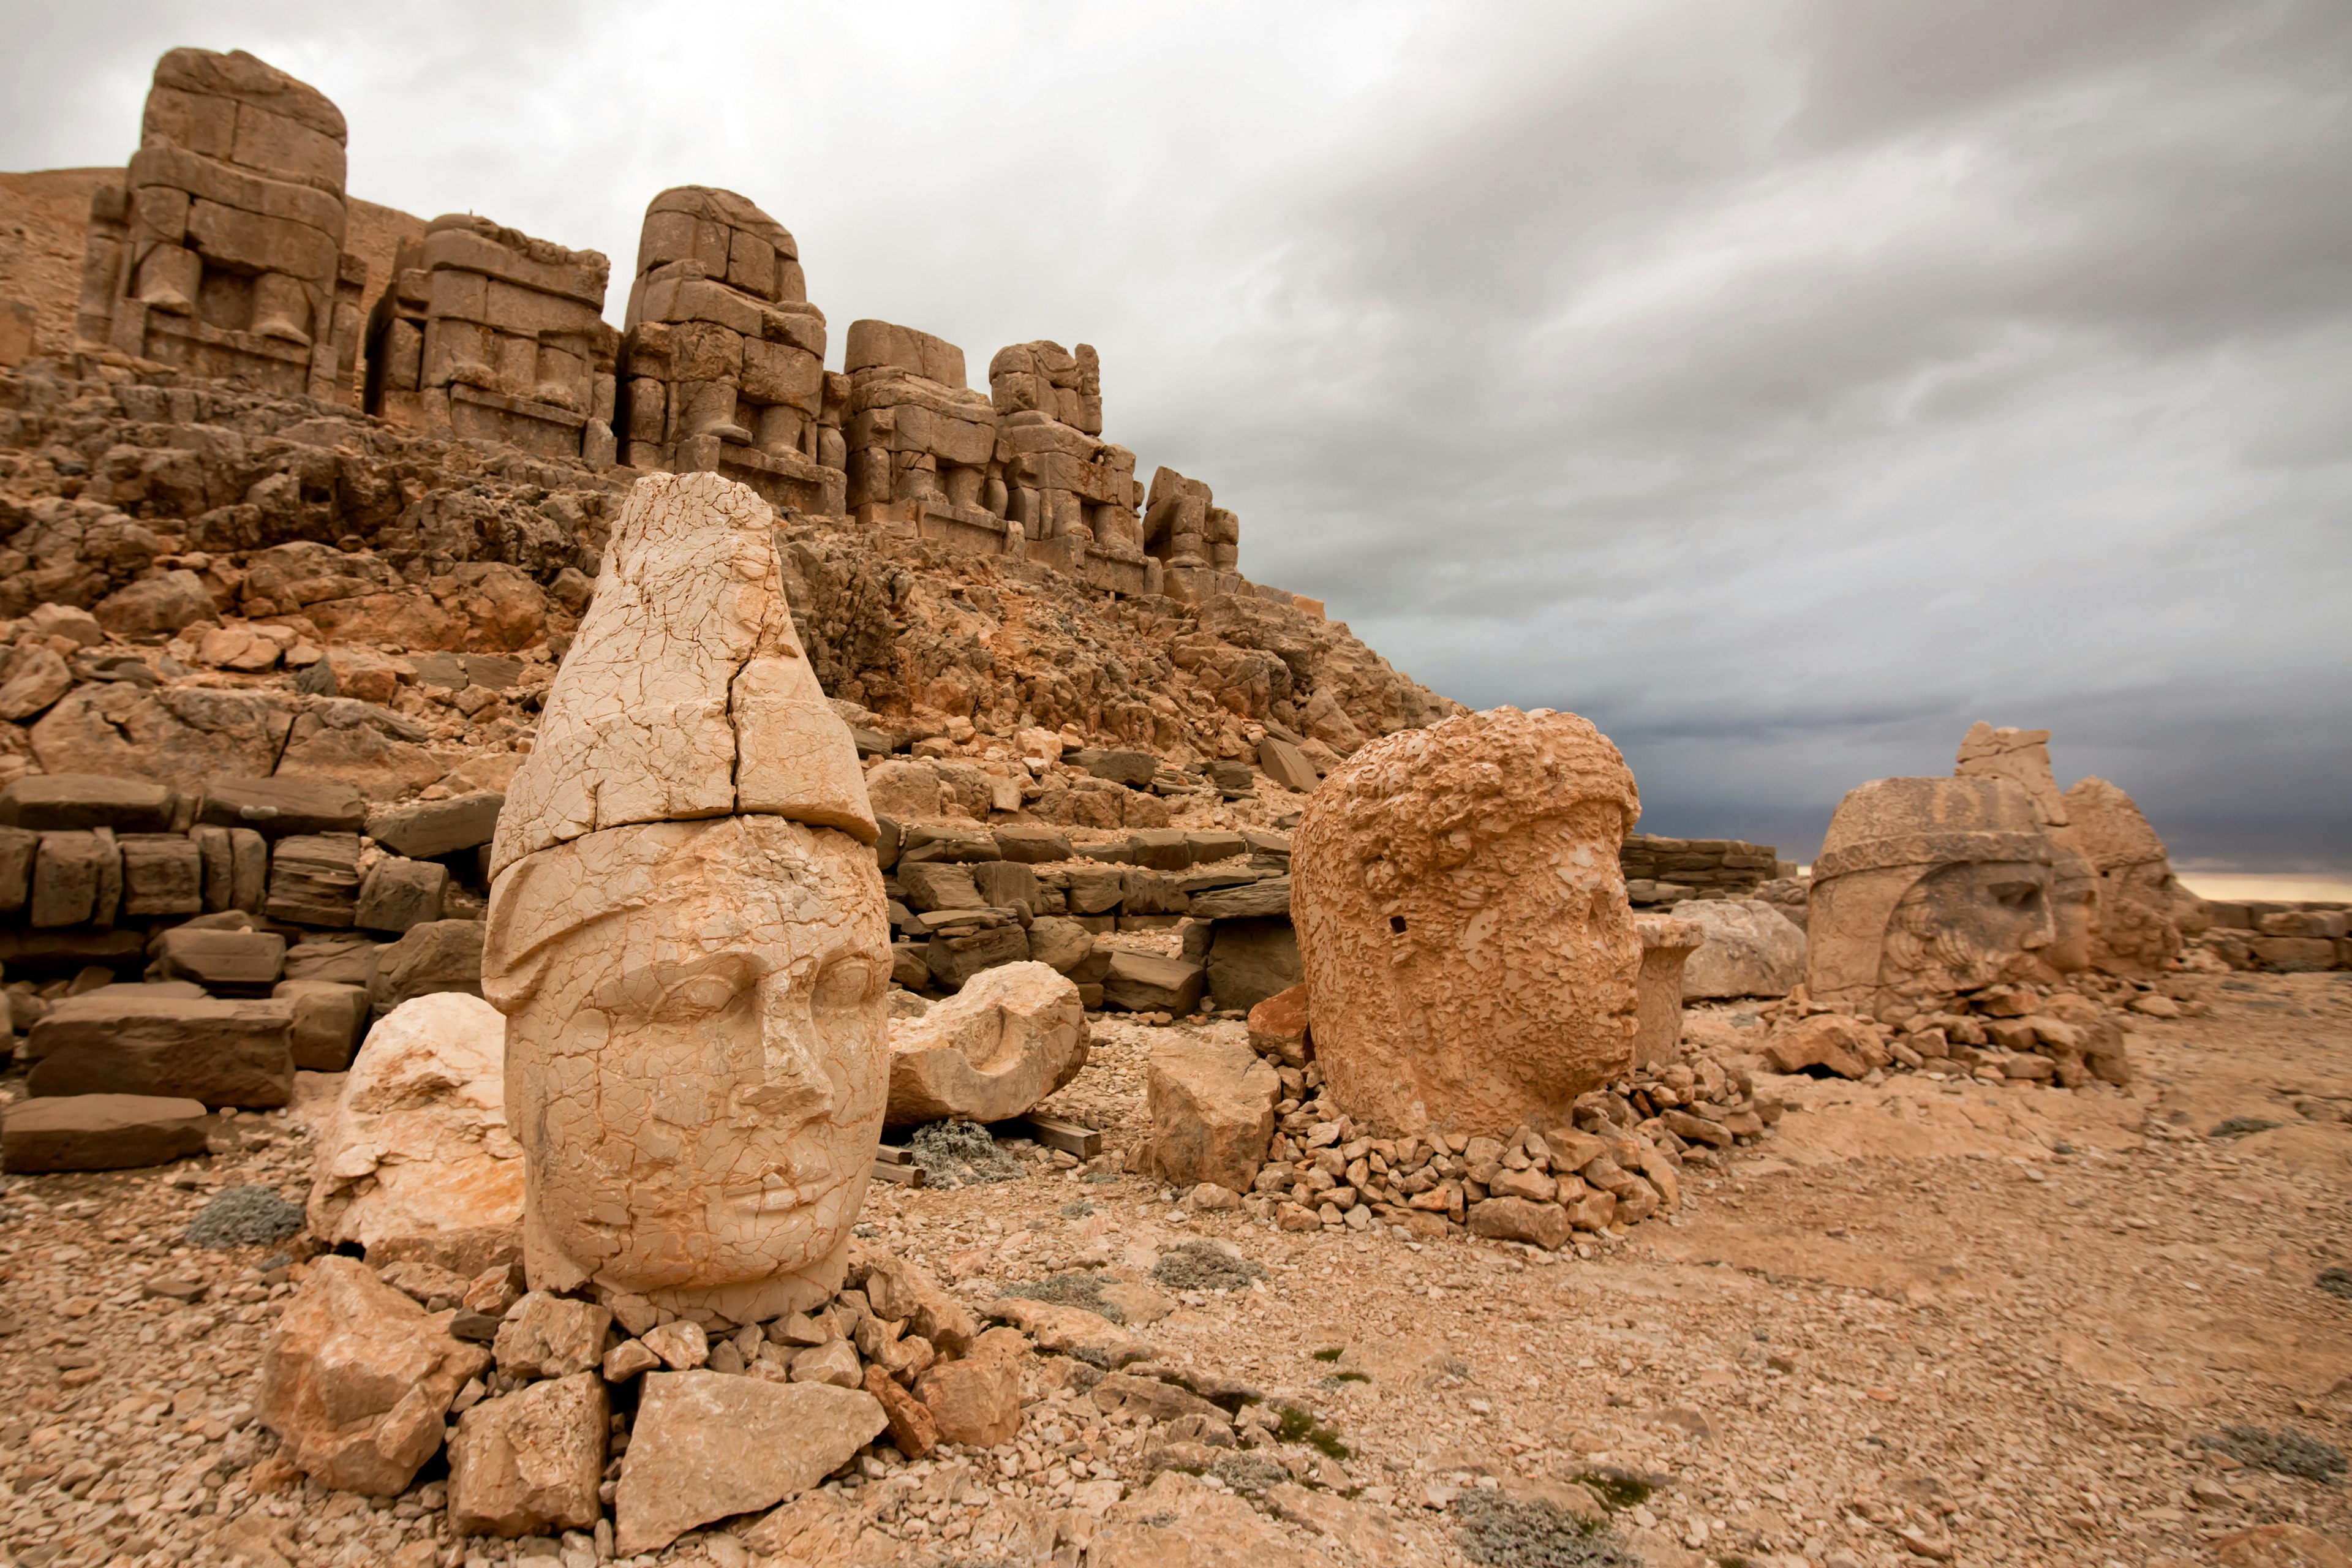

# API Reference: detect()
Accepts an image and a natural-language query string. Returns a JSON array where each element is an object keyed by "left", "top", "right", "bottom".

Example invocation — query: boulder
[
  {"left": 92, "top": 570, "right": 214, "bottom": 638},
  {"left": 30, "top": 686, "right": 288, "bottom": 794},
  {"left": 1675, "top": 898, "right": 1806, "bottom": 1000},
  {"left": 0, "top": 774, "right": 177, "bottom": 832},
  {"left": 613, "top": 1373, "right": 886, "bottom": 1556},
  {"left": 1147, "top": 1036, "right": 1279, "bottom": 1192},
  {"left": 1467, "top": 1196, "right": 1572, "bottom": 1250},
  {"left": 355, "top": 857, "right": 448, "bottom": 933},
  {"left": 274, "top": 979, "right": 371, "bottom": 1070},
  {"left": 848, "top": 1244, "right": 979, "bottom": 1355},
  {"left": 493, "top": 1293, "right": 613, "bottom": 1379},
  {"left": 1025, "top": 915, "right": 1106, "bottom": 979},
  {"left": 256, "top": 1256, "right": 491, "bottom": 1495},
  {"left": 1764, "top": 1014, "right": 1877, "bottom": 1079},
  {"left": 0, "top": 644, "right": 72, "bottom": 722},
  {"left": 1204, "top": 916, "right": 1302, "bottom": 1013},
  {"left": 1246, "top": 982, "right": 1311, "bottom": 1068},
  {"left": 150, "top": 927, "right": 286, "bottom": 993},
  {"left": 884, "top": 962, "right": 1088, "bottom": 1127},
  {"left": 307, "top": 992, "right": 523, "bottom": 1275},
  {"left": 1102, "top": 951, "right": 1207, "bottom": 1014},
  {"left": 24, "top": 993, "right": 295, "bottom": 1107},
  {"left": 366, "top": 792, "right": 506, "bottom": 859},
  {"left": 914, "top": 1327, "right": 1027, "bottom": 1447},
  {"left": 981, "top": 1297, "right": 1153, "bottom": 1367},
  {"left": 368, "top": 919, "right": 485, "bottom": 1016},
  {"left": 199, "top": 777, "right": 367, "bottom": 838},
  {"left": 864, "top": 1363, "right": 938, "bottom": 1458},
  {"left": 447, "top": 1371, "right": 607, "bottom": 1538},
  {"left": 2, "top": 1093, "right": 211, "bottom": 1172}
]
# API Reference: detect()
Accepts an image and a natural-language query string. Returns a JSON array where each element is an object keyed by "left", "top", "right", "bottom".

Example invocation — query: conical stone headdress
[{"left": 487, "top": 470, "right": 875, "bottom": 883}]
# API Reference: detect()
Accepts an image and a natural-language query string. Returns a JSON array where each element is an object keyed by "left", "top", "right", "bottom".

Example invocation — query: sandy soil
[{"left": 0, "top": 972, "right": 2345, "bottom": 1568}]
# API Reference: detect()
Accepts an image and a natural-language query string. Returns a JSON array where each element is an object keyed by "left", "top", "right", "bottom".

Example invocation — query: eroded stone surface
[
  {"left": 1292, "top": 706, "right": 1641, "bottom": 1137},
  {"left": 1674, "top": 897, "right": 1807, "bottom": 1000},
  {"left": 612, "top": 1371, "right": 884, "bottom": 1555}
]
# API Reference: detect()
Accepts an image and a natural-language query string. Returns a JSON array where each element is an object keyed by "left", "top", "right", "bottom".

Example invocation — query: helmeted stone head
[
  {"left": 481, "top": 470, "right": 886, "bottom": 1324},
  {"left": 1807, "top": 775, "right": 2059, "bottom": 1021}
]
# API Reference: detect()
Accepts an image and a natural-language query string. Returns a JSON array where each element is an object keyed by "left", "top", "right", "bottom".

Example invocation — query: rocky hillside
[{"left": 0, "top": 351, "right": 1455, "bottom": 806}]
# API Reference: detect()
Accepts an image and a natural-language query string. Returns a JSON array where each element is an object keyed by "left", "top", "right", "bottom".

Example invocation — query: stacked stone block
[
  {"left": 840, "top": 320, "right": 1010, "bottom": 555},
  {"left": 1619, "top": 833, "right": 1779, "bottom": 904},
  {"left": 986, "top": 341, "right": 1153, "bottom": 594},
  {"left": 363, "top": 216, "right": 618, "bottom": 464},
  {"left": 77, "top": 48, "right": 367, "bottom": 403},
  {"left": 616, "top": 187, "right": 842, "bottom": 516}
]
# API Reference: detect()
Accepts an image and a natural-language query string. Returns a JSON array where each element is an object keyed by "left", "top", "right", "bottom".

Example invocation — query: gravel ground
[{"left": 1, "top": 972, "right": 2346, "bottom": 1568}]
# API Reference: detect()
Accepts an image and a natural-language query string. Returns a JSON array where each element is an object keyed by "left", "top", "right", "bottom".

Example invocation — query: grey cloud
[{"left": 7, "top": 1, "right": 2346, "bottom": 868}]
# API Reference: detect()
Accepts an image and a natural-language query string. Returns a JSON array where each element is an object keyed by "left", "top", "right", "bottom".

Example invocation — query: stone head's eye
[
  {"left": 811, "top": 960, "right": 876, "bottom": 1009},
  {"left": 660, "top": 973, "right": 742, "bottom": 1019}
]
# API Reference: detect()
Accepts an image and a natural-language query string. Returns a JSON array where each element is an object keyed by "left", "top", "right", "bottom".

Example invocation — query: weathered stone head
[
  {"left": 1808, "top": 776, "right": 2059, "bottom": 1020},
  {"left": 1292, "top": 707, "right": 1642, "bottom": 1139},
  {"left": 2061, "top": 775, "right": 2184, "bottom": 977},
  {"left": 481, "top": 471, "right": 884, "bottom": 1323}
]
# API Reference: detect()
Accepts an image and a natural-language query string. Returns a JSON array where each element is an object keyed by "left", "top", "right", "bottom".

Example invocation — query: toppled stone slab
[
  {"left": 367, "top": 792, "right": 505, "bottom": 859},
  {"left": 1, "top": 1093, "right": 211, "bottom": 1172},
  {"left": 0, "top": 773, "right": 177, "bottom": 832},
  {"left": 1102, "top": 951, "right": 1206, "bottom": 1014},
  {"left": 150, "top": 926, "right": 287, "bottom": 993},
  {"left": 612, "top": 1371, "right": 886, "bottom": 1555},
  {"left": 983, "top": 1295, "right": 1154, "bottom": 1368},
  {"left": 885, "top": 960, "right": 1088, "bottom": 1127},
  {"left": 25, "top": 993, "right": 295, "bottom": 1107},
  {"left": 199, "top": 777, "right": 368, "bottom": 838}
]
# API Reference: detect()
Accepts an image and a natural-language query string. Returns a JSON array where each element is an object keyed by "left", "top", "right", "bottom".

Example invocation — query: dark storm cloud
[{"left": 6, "top": 1, "right": 2345, "bottom": 867}]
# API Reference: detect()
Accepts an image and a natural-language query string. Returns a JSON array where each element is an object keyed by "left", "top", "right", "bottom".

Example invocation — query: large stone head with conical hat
[
  {"left": 1807, "top": 775, "right": 2060, "bottom": 1021},
  {"left": 481, "top": 470, "right": 886, "bottom": 1324}
]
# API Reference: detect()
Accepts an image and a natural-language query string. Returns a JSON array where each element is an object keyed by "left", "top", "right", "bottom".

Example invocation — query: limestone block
[
  {"left": 274, "top": 979, "right": 369, "bottom": 1069},
  {"left": 447, "top": 1372, "right": 607, "bottom": 1538},
  {"left": 366, "top": 791, "right": 505, "bottom": 858},
  {"left": 1293, "top": 707, "right": 1642, "bottom": 1139},
  {"left": 1098, "top": 952, "right": 1200, "bottom": 1015},
  {"left": 1807, "top": 775, "right": 2057, "bottom": 1019},
  {"left": 0, "top": 826, "right": 34, "bottom": 914},
  {"left": 230, "top": 826, "right": 268, "bottom": 911},
  {"left": 367, "top": 918, "right": 484, "bottom": 1016},
  {"left": 283, "top": 932, "right": 382, "bottom": 986},
  {"left": 91, "top": 570, "right": 216, "bottom": 639},
  {"left": 898, "top": 860, "right": 984, "bottom": 911},
  {"left": 30, "top": 831, "right": 107, "bottom": 927},
  {"left": 613, "top": 1373, "right": 886, "bottom": 1556},
  {"left": 201, "top": 775, "right": 366, "bottom": 837},
  {"left": 257, "top": 1256, "right": 489, "bottom": 1496},
  {"left": 1147, "top": 1036, "right": 1278, "bottom": 1192},
  {"left": 266, "top": 832, "right": 363, "bottom": 927},
  {"left": 306, "top": 992, "right": 523, "bottom": 1275},
  {"left": 1467, "top": 1196, "right": 1571, "bottom": 1251},
  {"left": 1673, "top": 897, "right": 1806, "bottom": 1000},
  {"left": 926, "top": 922, "right": 1030, "bottom": 990},
  {"left": 1632, "top": 913, "right": 1703, "bottom": 1068},
  {"left": 845, "top": 319, "right": 966, "bottom": 388},
  {"left": 1, "top": 773, "right": 177, "bottom": 832},
  {"left": 356, "top": 856, "right": 448, "bottom": 933},
  {"left": 884, "top": 961, "right": 1088, "bottom": 1127},
  {"left": 24, "top": 993, "right": 294, "bottom": 1107},
  {"left": 1204, "top": 916, "right": 1301, "bottom": 1013},
  {"left": 1256, "top": 735, "right": 1320, "bottom": 794},
  {"left": 151, "top": 926, "right": 287, "bottom": 993},
  {"left": 2, "top": 1093, "right": 210, "bottom": 1172},
  {"left": 1024, "top": 916, "right": 1105, "bottom": 981},
  {"left": 493, "top": 1293, "right": 613, "bottom": 1380},
  {"left": 914, "top": 1327, "right": 1027, "bottom": 1447},
  {"left": 491, "top": 473, "right": 873, "bottom": 876},
  {"left": 119, "top": 832, "right": 204, "bottom": 916}
]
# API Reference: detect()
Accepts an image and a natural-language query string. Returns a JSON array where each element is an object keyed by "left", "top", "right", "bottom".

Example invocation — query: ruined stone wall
[{"left": 1619, "top": 834, "right": 1782, "bottom": 904}]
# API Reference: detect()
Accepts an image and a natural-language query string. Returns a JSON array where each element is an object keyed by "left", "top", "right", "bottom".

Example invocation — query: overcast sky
[{"left": 7, "top": 1, "right": 2348, "bottom": 869}]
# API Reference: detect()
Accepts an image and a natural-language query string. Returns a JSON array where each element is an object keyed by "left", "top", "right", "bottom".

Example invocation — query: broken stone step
[{"left": 1, "top": 1092, "right": 212, "bottom": 1172}]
